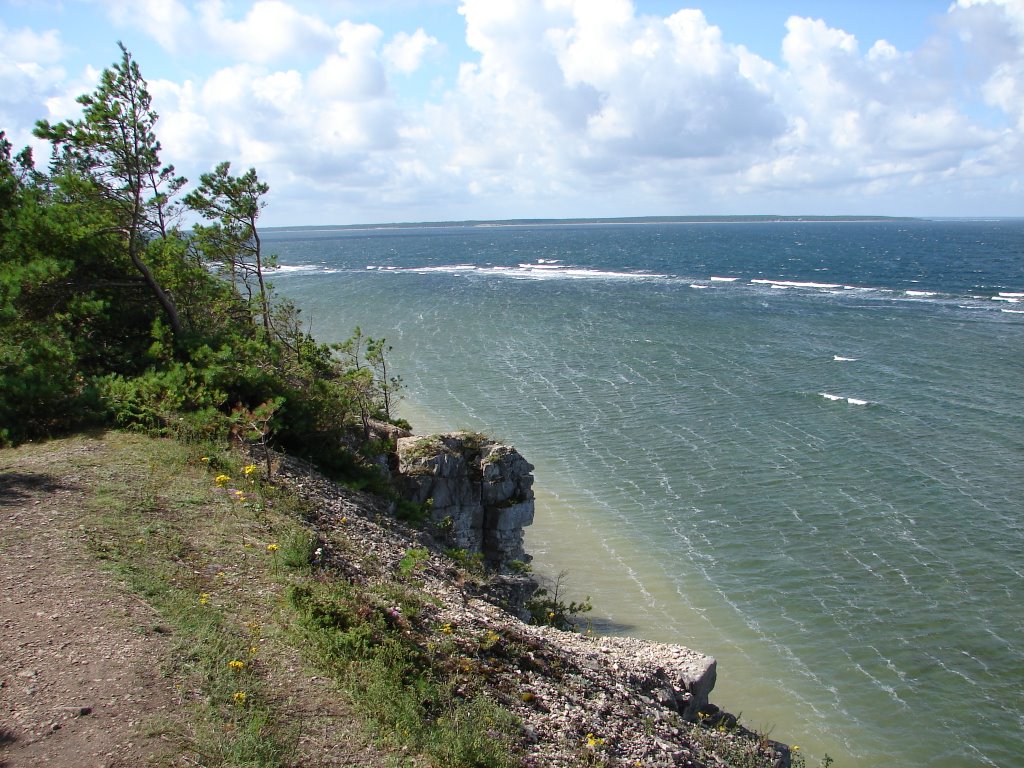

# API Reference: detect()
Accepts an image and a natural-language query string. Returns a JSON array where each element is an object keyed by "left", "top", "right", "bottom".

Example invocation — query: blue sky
[{"left": 2, "top": 0, "right": 1022, "bottom": 225}]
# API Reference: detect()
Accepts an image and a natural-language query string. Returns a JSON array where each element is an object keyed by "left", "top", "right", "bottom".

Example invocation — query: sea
[{"left": 262, "top": 219, "right": 1023, "bottom": 768}]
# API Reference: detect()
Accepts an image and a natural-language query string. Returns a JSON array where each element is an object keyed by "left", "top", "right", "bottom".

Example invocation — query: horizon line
[{"left": 264, "top": 214, "right": 933, "bottom": 232}]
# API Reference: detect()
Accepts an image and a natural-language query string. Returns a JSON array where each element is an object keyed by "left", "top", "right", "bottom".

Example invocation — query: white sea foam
[
  {"left": 834, "top": 355, "right": 859, "bottom": 362},
  {"left": 270, "top": 263, "right": 339, "bottom": 275},
  {"left": 750, "top": 279, "right": 843, "bottom": 289},
  {"left": 690, "top": 283, "right": 709, "bottom": 289},
  {"left": 400, "top": 264, "right": 481, "bottom": 273},
  {"left": 998, "top": 292, "right": 1024, "bottom": 298},
  {"left": 382, "top": 263, "right": 666, "bottom": 281},
  {"left": 819, "top": 392, "right": 869, "bottom": 405},
  {"left": 905, "top": 290, "right": 937, "bottom": 297},
  {"left": 709, "top": 276, "right": 740, "bottom": 282},
  {"left": 992, "top": 295, "right": 1020, "bottom": 303}
]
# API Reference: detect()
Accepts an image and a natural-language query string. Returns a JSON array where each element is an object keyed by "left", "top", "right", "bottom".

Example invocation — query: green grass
[
  {"left": 78, "top": 434, "right": 299, "bottom": 766},
  {"left": 67, "top": 430, "right": 521, "bottom": 767},
  {"left": 287, "top": 581, "right": 521, "bottom": 768}
]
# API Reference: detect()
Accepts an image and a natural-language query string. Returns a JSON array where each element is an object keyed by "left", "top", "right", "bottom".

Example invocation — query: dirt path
[{"left": 1, "top": 440, "right": 178, "bottom": 768}]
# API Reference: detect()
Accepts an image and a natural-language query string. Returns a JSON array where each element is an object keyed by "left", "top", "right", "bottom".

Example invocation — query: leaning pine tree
[{"left": 34, "top": 42, "right": 187, "bottom": 341}]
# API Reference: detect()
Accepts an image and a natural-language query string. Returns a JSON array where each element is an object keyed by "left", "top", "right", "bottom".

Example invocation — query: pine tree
[{"left": 34, "top": 42, "right": 187, "bottom": 339}]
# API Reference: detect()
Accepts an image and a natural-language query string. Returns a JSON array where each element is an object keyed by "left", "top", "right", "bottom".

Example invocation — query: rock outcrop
[
  {"left": 272, "top": 440, "right": 793, "bottom": 768},
  {"left": 396, "top": 432, "right": 535, "bottom": 568}
]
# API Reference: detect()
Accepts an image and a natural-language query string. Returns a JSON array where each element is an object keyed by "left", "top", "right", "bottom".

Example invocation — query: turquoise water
[{"left": 265, "top": 220, "right": 1024, "bottom": 767}]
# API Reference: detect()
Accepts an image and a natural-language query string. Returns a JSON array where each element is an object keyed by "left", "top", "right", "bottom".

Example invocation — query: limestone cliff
[{"left": 396, "top": 432, "right": 536, "bottom": 568}]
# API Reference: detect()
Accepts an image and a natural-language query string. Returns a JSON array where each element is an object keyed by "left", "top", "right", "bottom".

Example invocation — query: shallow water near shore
[{"left": 267, "top": 220, "right": 1024, "bottom": 767}]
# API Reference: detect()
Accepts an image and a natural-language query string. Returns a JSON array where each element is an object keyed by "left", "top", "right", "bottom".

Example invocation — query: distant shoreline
[{"left": 264, "top": 214, "right": 919, "bottom": 234}]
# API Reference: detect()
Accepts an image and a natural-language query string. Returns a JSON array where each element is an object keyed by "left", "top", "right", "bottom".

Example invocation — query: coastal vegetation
[{"left": 0, "top": 43, "right": 401, "bottom": 477}]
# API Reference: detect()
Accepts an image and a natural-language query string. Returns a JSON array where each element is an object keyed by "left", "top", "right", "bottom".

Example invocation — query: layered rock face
[{"left": 396, "top": 432, "right": 535, "bottom": 568}]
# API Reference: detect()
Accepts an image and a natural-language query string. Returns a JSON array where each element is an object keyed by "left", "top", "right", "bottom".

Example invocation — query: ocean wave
[
  {"left": 751, "top": 279, "right": 843, "bottom": 290},
  {"left": 834, "top": 356, "right": 859, "bottom": 362},
  {"left": 376, "top": 262, "right": 667, "bottom": 281},
  {"left": 820, "top": 392, "right": 870, "bottom": 405},
  {"left": 359, "top": 260, "right": 1018, "bottom": 313},
  {"left": 269, "top": 263, "right": 340, "bottom": 275}
]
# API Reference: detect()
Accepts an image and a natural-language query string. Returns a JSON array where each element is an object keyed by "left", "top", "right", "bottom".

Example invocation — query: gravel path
[{"left": 0, "top": 441, "right": 178, "bottom": 768}]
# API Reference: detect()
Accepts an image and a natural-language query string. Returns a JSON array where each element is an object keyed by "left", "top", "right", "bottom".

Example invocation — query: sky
[{"left": 2, "top": 0, "right": 1023, "bottom": 225}]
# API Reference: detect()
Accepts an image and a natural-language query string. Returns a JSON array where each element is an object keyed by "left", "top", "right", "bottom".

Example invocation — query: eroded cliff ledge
[{"left": 396, "top": 432, "right": 536, "bottom": 568}]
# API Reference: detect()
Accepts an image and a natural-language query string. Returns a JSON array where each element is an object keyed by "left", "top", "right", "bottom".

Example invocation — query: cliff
[
  {"left": 396, "top": 432, "right": 536, "bottom": 567},
  {"left": 281, "top": 430, "right": 791, "bottom": 767}
]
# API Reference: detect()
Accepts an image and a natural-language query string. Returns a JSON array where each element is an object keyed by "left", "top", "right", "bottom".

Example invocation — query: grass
[
  {"left": 77, "top": 434, "right": 301, "bottom": 766},
  {"left": 64, "top": 430, "right": 522, "bottom": 767},
  {"left": 287, "top": 581, "right": 521, "bottom": 768}
]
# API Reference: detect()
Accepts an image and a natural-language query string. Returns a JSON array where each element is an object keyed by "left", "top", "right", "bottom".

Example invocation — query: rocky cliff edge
[{"left": 276, "top": 431, "right": 793, "bottom": 767}]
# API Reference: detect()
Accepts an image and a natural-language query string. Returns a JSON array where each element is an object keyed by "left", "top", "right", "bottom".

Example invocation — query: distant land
[{"left": 265, "top": 215, "right": 918, "bottom": 232}]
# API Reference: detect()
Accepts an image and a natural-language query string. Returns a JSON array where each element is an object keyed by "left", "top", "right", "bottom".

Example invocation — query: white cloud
[
  {"left": 383, "top": 28, "right": 439, "bottom": 74},
  {"left": 197, "top": 0, "right": 336, "bottom": 62},
  {"left": 6, "top": 0, "right": 1024, "bottom": 221},
  {"left": 308, "top": 21, "right": 386, "bottom": 100},
  {"left": 730, "top": 11, "right": 1005, "bottom": 198},
  {"left": 948, "top": 0, "right": 1024, "bottom": 134},
  {"left": 95, "top": 0, "right": 192, "bottom": 52},
  {"left": 0, "top": 23, "right": 65, "bottom": 63},
  {"left": 0, "top": 22, "right": 70, "bottom": 148}
]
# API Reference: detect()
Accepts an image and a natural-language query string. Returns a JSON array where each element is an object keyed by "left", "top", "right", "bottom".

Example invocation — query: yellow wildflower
[
  {"left": 199, "top": 593, "right": 210, "bottom": 605},
  {"left": 341, "top": 516, "right": 348, "bottom": 524},
  {"left": 244, "top": 464, "right": 258, "bottom": 476},
  {"left": 584, "top": 733, "right": 605, "bottom": 749},
  {"left": 215, "top": 474, "right": 231, "bottom": 486},
  {"left": 441, "top": 623, "right": 453, "bottom": 634},
  {"left": 200, "top": 456, "right": 210, "bottom": 463},
  {"left": 228, "top": 659, "right": 245, "bottom": 671},
  {"left": 482, "top": 630, "right": 500, "bottom": 646},
  {"left": 266, "top": 543, "right": 279, "bottom": 553},
  {"left": 232, "top": 691, "right": 246, "bottom": 705},
  {"left": 249, "top": 645, "right": 259, "bottom": 656}
]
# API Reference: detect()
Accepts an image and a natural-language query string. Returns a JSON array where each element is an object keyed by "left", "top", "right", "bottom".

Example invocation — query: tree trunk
[{"left": 129, "top": 250, "right": 184, "bottom": 338}]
